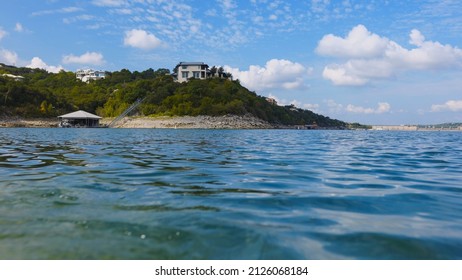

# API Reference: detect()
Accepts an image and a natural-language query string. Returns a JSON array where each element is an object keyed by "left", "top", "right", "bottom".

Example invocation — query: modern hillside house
[
  {"left": 173, "top": 62, "right": 210, "bottom": 83},
  {"left": 76, "top": 69, "right": 106, "bottom": 83}
]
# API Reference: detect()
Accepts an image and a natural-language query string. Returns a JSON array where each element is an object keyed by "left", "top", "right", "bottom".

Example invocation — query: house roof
[
  {"left": 177, "top": 62, "right": 207, "bottom": 66},
  {"left": 58, "top": 110, "right": 102, "bottom": 119},
  {"left": 174, "top": 62, "right": 209, "bottom": 70}
]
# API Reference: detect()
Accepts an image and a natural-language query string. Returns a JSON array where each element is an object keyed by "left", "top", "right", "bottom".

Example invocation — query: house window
[
  {"left": 182, "top": 71, "right": 189, "bottom": 79},
  {"left": 182, "top": 65, "right": 187, "bottom": 69},
  {"left": 192, "top": 71, "right": 200, "bottom": 78}
]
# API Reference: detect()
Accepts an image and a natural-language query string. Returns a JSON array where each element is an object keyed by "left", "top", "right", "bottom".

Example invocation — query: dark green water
[{"left": 1, "top": 128, "right": 461, "bottom": 259}]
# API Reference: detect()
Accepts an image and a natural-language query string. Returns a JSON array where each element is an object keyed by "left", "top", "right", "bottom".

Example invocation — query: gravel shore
[
  {"left": 106, "top": 115, "right": 276, "bottom": 129},
  {"left": 0, "top": 118, "right": 57, "bottom": 128},
  {"left": 1, "top": 115, "right": 276, "bottom": 129}
]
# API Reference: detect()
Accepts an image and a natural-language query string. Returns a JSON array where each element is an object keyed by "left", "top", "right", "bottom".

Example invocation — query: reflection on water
[{"left": 0, "top": 128, "right": 462, "bottom": 259}]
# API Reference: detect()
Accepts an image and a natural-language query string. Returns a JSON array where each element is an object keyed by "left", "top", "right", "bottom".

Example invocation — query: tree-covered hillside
[{"left": 0, "top": 63, "right": 347, "bottom": 127}]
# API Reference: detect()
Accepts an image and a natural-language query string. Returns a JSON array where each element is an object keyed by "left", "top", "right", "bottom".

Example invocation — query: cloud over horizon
[
  {"left": 62, "top": 51, "right": 105, "bottom": 65},
  {"left": 346, "top": 102, "right": 391, "bottom": 114},
  {"left": 325, "top": 99, "right": 391, "bottom": 115},
  {"left": 224, "top": 59, "right": 311, "bottom": 92},
  {"left": 431, "top": 100, "right": 462, "bottom": 112},
  {"left": 0, "top": 49, "right": 18, "bottom": 65},
  {"left": 27, "top": 57, "right": 64, "bottom": 73},
  {"left": 317, "top": 25, "right": 462, "bottom": 86}
]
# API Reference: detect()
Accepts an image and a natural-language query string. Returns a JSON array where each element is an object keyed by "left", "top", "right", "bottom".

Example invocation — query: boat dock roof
[{"left": 58, "top": 110, "right": 102, "bottom": 119}]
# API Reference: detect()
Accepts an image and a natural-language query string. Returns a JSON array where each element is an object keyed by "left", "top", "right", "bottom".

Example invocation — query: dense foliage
[{"left": 0, "top": 63, "right": 347, "bottom": 127}]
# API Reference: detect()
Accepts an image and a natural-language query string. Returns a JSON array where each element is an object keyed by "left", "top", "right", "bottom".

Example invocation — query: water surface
[{"left": 1, "top": 128, "right": 461, "bottom": 259}]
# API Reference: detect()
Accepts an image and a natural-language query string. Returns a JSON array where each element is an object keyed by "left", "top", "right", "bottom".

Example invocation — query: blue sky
[{"left": 1, "top": 0, "right": 462, "bottom": 125}]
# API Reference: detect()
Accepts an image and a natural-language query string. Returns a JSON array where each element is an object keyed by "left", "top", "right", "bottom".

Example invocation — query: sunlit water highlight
[{"left": 1, "top": 128, "right": 461, "bottom": 259}]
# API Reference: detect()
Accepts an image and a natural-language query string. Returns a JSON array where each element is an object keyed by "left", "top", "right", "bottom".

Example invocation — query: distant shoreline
[
  {"left": 2, "top": 116, "right": 461, "bottom": 130},
  {"left": 371, "top": 124, "right": 462, "bottom": 131}
]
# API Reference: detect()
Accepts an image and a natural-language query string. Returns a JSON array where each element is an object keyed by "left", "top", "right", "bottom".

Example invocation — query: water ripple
[{"left": 1, "top": 128, "right": 462, "bottom": 259}]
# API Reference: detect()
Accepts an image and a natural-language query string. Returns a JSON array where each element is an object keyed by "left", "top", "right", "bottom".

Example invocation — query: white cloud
[
  {"left": 387, "top": 35, "right": 462, "bottom": 70},
  {"left": 222, "top": 0, "right": 237, "bottom": 10},
  {"left": 346, "top": 104, "right": 375, "bottom": 114},
  {"left": 303, "top": 103, "right": 320, "bottom": 112},
  {"left": 267, "top": 94, "right": 319, "bottom": 112},
  {"left": 124, "top": 29, "right": 163, "bottom": 50},
  {"left": 92, "top": 0, "right": 127, "bottom": 7},
  {"left": 322, "top": 64, "right": 368, "bottom": 86},
  {"left": 27, "top": 57, "right": 64, "bottom": 73},
  {"left": 31, "top": 7, "right": 83, "bottom": 16},
  {"left": 431, "top": 100, "right": 462, "bottom": 112},
  {"left": 111, "top": 8, "right": 133, "bottom": 15},
  {"left": 205, "top": 9, "right": 218, "bottom": 17},
  {"left": 311, "top": 0, "right": 332, "bottom": 14},
  {"left": 0, "top": 49, "right": 68, "bottom": 72},
  {"left": 325, "top": 99, "right": 344, "bottom": 114},
  {"left": 409, "top": 29, "right": 425, "bottom": 47},
  {"left": 317, "top": 25, "right": 462, "bottom": 86},
  {"left": 325, "top": 99, "right": 390, "bottom": 115},
  {"left": 224, "top": 59, "right": 311, "bottom": 92},
  {"left": 62, "top": 52, "right": 105, "bottom": 65},
  {"left": 63, "top": 14, "right": 95, "bottom": 24},
  {"left": 316, "top": 24, "right": 389, "bottom": 58},
  {"left": 14, "top": 23, "right": 24, "bottom": 32},
  {"left": 0, "top": 49, "right": 19, "bottom": 65},
  {"left": 323, "top": 58, "right": 394, "bottom": 86},
  {"left": 61, "top": 7, "right": 83, "bottom": 13},
  {"left": 346, "top": 102, "right": 391, "bottom": 114},
  {"left": 376, "top": 102, "right": 391, "bottom": 113},
  {"left": 0, "top": 27, "right": 7, "bottom": 41}
]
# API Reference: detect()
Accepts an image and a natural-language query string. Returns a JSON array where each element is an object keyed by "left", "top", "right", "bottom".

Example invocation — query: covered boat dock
[{"left": 58, "top": 110, "right": 102, "bottom": 128}]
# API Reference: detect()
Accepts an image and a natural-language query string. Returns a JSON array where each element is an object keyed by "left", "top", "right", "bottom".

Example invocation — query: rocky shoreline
[
  {"left": 110, "top": 115, "right": 276, "bottom": 129},
  {"left": 0, "top": 118, "right": 57, "bottom": 128},
  {"left": 0, "top": 115, "right": 277, "bottom": 129}
]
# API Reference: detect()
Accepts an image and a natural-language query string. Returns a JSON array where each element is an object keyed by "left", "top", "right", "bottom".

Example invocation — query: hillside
[{"left": 0, "top": 64, "right": 347, "bottom": 128}]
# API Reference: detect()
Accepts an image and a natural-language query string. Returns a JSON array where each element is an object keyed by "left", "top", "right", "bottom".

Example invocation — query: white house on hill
[
  {"left": 173, "top": 62, "right": 209, "bottom": 83},
  {"left": 1, "top": 73, "right": 24, "bottom": 81},
  {"left": 172, "top": 62, "right": 232, "bottom": 83},
  {"left": 76, "top": 69, "right": 106, "bottom": 83}
]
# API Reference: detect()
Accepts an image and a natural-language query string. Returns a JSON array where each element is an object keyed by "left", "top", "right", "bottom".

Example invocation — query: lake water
[{"left": 1, "top": 128, "right": 461, "bottom": 259}]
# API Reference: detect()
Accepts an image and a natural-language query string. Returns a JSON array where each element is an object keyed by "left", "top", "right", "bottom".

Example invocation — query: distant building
[
  {"left": 1, "top": 73, "right": 24, "bottom": 81},
  {"left": 172, "top": 62, "right": 210, "bottom": 83},
  {"left": 284, "top": 104, "right": 299, "bottom": 112},
  {"left": 371, "top": 125, "right": 418, "bottom": 131},
  {"left": 76, "top": 69, "right": 106, "bottom": 83},
  {"left": 266, "top": 97, "right": 277, "bottom": 105},
  {"left": 58, "top": 110, "right": 102, "bottom": 128},
  {"left": 305, "top": 122, "right": 318, "bottom": 129}
]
